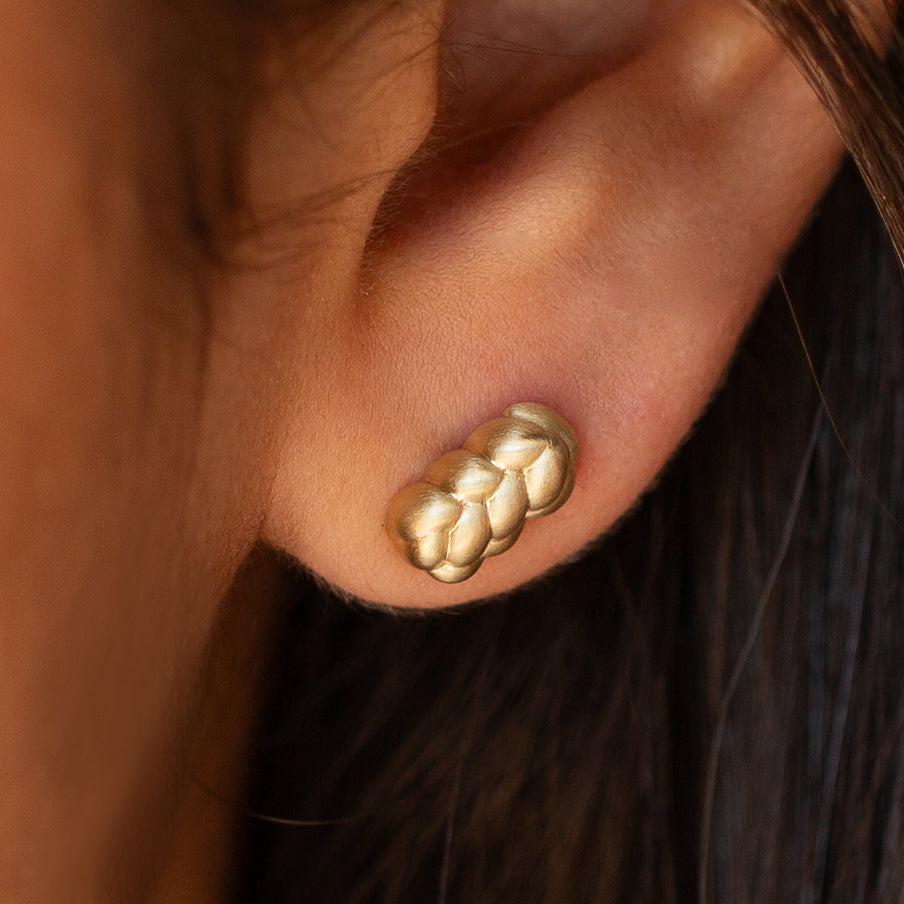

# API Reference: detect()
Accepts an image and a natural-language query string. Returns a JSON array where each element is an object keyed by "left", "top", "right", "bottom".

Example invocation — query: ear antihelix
[{"left": 385, "top": 402, "right": 578, "bottom": 583}]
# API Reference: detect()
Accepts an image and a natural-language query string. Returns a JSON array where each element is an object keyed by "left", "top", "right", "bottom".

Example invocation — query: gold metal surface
[{"left": 386, "top": 402, "right": 579, "bottom": 583}]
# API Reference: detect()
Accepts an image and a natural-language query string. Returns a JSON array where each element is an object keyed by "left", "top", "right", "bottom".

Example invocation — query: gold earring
[{"left": 385, "top": 402, "right": 578, "bottom": 583}]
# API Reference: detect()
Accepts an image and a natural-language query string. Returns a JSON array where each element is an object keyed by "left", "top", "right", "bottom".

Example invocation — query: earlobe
[{"left": 262, "top": 0, "right": 844, "bottom": 609}]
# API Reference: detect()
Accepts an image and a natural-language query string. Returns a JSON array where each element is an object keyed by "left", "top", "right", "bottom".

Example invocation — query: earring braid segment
[{"left": 386, "top": 402, "right": 578, "bottom": 583}]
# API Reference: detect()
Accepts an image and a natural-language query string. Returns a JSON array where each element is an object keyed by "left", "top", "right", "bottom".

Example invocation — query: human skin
[{"left": 0, "top": 0, "right": 853, "bottom": 901}]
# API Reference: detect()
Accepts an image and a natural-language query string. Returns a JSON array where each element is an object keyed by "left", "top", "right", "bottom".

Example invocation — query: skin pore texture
[{"left": 0, "top": 0, "right": 856, "bottom": 902}]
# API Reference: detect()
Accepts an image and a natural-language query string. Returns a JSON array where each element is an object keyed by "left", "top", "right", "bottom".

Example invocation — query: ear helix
[{"left": 385, "top": 403, "right": 578, "bottom": 583}]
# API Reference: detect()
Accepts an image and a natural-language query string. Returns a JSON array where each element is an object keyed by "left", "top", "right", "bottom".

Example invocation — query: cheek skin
[
  {"left": 0, "top": 5, "right": 279, "bottom": 901},
  {"left": 0, "top": 0, "right": 448, "bottom": 897},
  {"left": 0, "top": 165, "right": 228, "bottom": 902}
]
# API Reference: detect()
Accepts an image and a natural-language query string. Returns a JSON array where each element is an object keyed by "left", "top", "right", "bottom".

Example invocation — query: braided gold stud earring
[{"left": 386, "top": 402, "right": 578, "bottom": 583}]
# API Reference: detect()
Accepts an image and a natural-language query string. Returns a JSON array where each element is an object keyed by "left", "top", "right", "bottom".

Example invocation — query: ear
[{"left": 260, "top": 0, "right": 844, "bottom": 608}]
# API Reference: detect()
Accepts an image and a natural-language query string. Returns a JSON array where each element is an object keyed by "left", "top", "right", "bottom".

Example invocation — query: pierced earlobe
[{"left": 385, "top": 403, "right": 578, "bottom": 583}]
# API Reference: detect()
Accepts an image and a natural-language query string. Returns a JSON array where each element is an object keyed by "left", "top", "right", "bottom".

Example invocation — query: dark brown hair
[{"left": 226, "top": 2, "right": 904, "bottom": 902}]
